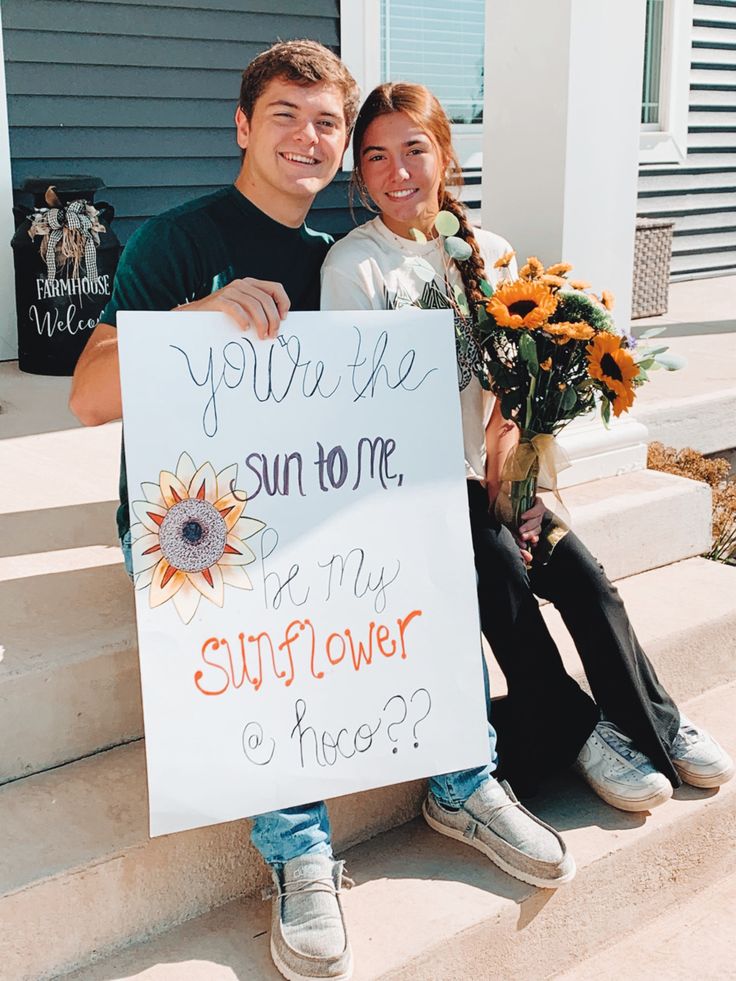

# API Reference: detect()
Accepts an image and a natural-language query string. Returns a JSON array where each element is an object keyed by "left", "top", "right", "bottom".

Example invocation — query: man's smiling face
[{"left": 235, "top": 77, "right": 348, "bottom": 223}]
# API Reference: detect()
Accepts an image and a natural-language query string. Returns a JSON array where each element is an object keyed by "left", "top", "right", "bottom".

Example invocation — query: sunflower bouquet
[
  {"left": 474, "top": 254, "right": 682, "bottom": 536},
  {"left": 404, "top": 212, "right": 682, "bottom": 547}
]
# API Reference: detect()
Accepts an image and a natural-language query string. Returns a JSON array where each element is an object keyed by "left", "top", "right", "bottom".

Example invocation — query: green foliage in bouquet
[{"left": 470, "top": 255, "right": 683, "bottom": 535}]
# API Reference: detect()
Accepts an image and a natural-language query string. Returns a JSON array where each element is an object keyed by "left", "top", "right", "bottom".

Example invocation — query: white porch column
[
  {"left": 0, "top": 6, "right": 17, "bottom": 361},
  {"left": 482, "top": 0, "right": 649, "bottom": 486}
]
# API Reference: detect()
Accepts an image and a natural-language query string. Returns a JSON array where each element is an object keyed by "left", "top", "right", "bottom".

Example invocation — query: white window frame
[
  {"left": 639, "top": 0, "right": 693, "bottom": 165},
  {"left": 339, "top": 0, "right": 483, "bottom": 171}
]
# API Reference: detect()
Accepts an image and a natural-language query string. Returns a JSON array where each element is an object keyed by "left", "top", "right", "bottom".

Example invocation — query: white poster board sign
[{"left": 118, "top": 310, "right": 488, "bottom": 837}]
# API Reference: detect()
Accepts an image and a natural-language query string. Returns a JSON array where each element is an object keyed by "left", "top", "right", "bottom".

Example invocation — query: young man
[{"left": 70, "top": 41, "right": 573, "bottom": 981}]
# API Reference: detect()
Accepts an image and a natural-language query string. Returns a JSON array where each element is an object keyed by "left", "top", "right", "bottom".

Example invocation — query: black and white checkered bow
[{"left": 44, "top": 199, "right": 99, "bottom": 282}]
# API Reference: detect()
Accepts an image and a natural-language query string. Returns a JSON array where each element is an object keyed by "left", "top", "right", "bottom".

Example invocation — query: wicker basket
[{"left": 631, "top": 217, "right": 675, "bottom": 319}]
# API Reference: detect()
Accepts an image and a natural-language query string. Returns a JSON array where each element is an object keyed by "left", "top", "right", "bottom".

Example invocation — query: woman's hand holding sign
[{"left": 177, "top": 278, "right": 291, "bottom": 338}]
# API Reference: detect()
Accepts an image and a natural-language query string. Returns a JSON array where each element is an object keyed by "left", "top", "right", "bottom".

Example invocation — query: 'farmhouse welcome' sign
[{"left": 118, "top": 310, "right": 488, "bottom": 836}]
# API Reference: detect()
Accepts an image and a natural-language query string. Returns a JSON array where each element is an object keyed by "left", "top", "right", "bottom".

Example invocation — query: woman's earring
[{"left": 356, "top": 175, "right": 376, "bottom": 212}]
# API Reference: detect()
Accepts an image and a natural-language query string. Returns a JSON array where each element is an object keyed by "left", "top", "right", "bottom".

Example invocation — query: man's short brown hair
[{"left": 239, "top": 39, "right": 360, "bottom": 134}]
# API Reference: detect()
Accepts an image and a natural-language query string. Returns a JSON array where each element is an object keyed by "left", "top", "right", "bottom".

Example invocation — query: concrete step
[
  {"left": 57, "top": 681, "right": 736, "bottom": 981},
  {"left": 3, "top": 543, "right": 734, "bottom": 786},
  {"left": 488, "top": 554, "right": 736, "bottom": 708},
  {"left": 0, "top": 361, "right": 76, "bottom": 441},
  {"left": 536, "top": 558, "right": 736, "bottom": 708},
  {"left": 0, "top": 362, "right": 120, "bottom": 557},
  {"left": 0, "top": 741, "right": 425, "bottom": 981},
  {"left": 0, "top": 424, "right": 120, "bottom": 557},
  {"left": 541, "top": 468, "right": 711, "bottom": 582},
  {"left": 631, "top": 332, "right": 736, "bottom": 456},
  {"left": 0, "top": 563, "right": 140, "bottom": 783},
  {"left": 555, "top": 870, "right": 736, "bottom": 980}
]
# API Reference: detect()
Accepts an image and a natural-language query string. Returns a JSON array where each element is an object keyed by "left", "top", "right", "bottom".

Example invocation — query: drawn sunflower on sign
[
  {"left": 130, "top": 453, "right": 264, "bottom": 624},
  {"left": 586, "top": 333, "right": 638, "bottom": 417}
]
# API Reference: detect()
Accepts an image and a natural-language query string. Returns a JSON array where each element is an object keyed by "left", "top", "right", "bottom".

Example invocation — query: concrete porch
[{"left": 1, "top": 271, "right": 735, "bottom": 979}]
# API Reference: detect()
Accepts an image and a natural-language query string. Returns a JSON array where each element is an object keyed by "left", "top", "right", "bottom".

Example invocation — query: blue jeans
[
  {"left": 121, "top": 534, "right": 497, "bottom": 866},
  {"left": 121, "top": 530, "right": 134, "bottom": 578},
  {"left": 251, "top": 652, "right": 498, "bottom": 865}
]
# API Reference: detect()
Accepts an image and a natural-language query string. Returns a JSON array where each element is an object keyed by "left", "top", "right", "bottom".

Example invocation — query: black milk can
[{"left": 11, "top": 175, "right": 121, "bottom": 375}]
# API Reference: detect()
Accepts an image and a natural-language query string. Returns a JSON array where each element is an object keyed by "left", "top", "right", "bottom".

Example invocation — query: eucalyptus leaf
[
  {"left": 640, "top": 345, "right": 669, "bottom": 359},
  {"left": 561, "top": 386, "right": 578, "bottom": 411},
  {"left": 411, "top": 256, "right": 437, "bottom": 283},
  {"left": 444, "top": 236, "right": 473, "bottom": 261},
  {"left": 519, "top": 332, "right": 539, "bottom": 374},
  {"left": 639, "top": 326, "right": 667, "bottom": 339},
  {"left": 409, "top": 227, "right": 427, "bottom": 243},
  {"left": 453, "top": 284, "right": 470, "bottom": 317},
  {"left": 480, "top": 278, "right": 494, "bottom": 297},
  {"left": 636, "top": 367, "right": 649, "bottom": 383},
  {"left": 434, "top": 210, "right": 460, "bottom": 237},
  {"left": 655, "top": 351, "right": 687, "bottom": 371},
  {"left": 600, "top": 397, "right": 612, "bottom": 427}
]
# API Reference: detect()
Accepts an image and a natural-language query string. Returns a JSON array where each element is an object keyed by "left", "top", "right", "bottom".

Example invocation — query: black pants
[{"left": 467, "top": 480, "right": 681, "bottom": 795}]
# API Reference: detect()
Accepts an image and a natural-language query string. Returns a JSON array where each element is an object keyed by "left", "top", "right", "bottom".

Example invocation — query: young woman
[{"left": 321, "top": 82, "right": 733, "bottom": 814}]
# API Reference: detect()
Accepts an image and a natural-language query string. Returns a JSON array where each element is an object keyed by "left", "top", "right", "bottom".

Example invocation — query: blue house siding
[
  {"left": 2, "top": 0, "right": 356, "bottom": 242},
  {"left": 637, "top": 0, "right": 736, "bottom": 280}
]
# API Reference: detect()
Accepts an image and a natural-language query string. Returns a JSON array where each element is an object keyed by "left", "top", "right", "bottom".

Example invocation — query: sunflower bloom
[
  {"left": 494, "top": 250, "right": 516, "bottom": 269},
  {"left": 541, "top": 274, "right": 567, "bottom": 289},
  {"left": 519, "top": 257, "right": 544, "bottom": 280},
  {"left": 545, "top": 320, "right": 595, "bottom": 343},
  {"left": 486, "top": 280, "right": 558, "bottom": 329},
  {"left": 586, "top": 333, "right": 638, "bottom": 417},
  {"left": 540, "top": 357, "right": 553, "bottom": 371},
  {"left": 601, "top": 290, "right": 615, "bottom": 310},
  {"left": 130, "top": 452, "right": 264, "bottom": 624},
  {"left": 569, "top": 279, "right": 592, "bottom": 291},
  {"left": 545, "top": 262, "right": 573, "bottom": 277}
]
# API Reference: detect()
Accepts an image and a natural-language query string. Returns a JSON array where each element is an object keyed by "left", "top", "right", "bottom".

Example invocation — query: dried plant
[{"left": 648, "top": 442, "right": 736, "bottom": 565}]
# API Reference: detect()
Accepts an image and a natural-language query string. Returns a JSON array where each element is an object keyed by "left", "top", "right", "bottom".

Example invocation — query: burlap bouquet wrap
[{"left": 494, "top": 430, "right": 571, "bottom": 565}]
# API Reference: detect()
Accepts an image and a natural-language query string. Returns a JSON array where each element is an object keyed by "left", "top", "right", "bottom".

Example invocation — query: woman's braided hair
[
  {"left": 351, "top": 82, "right": 488, "bottom": 305},
  {"left": 437, "top": 191, "right": 487, "bottom": 304}
]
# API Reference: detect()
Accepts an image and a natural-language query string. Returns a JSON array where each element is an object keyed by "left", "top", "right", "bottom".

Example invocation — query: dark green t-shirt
[{"left": 103, "top": 185, "right": 333, "bottom": 540}]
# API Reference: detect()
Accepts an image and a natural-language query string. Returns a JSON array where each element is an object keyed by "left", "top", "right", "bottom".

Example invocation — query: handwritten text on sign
[{"left": 118, "top": 310, "right": 488, "bottom": 837}]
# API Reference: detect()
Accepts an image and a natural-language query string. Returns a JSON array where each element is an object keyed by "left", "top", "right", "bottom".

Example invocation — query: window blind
[
  {"left": 641, "top": 0, "right": 665, "bottom": 126},
  {"left": 381, "top": 0, "right": 485, "bottom": 124}
]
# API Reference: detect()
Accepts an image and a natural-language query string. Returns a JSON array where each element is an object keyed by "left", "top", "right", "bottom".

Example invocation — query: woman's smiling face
[{"left": 359, "top": 111, "right": 446, "bottom": 239}]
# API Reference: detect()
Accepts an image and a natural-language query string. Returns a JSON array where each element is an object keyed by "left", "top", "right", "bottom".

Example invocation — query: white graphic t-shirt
[{"left": 320, "top": 215, "right": 517, "bottom": 481}]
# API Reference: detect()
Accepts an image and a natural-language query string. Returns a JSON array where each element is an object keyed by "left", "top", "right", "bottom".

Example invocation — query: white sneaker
[
  {"left": 671, "top": 716, "right": 735, "bottom": 789},
  {"left": 574, "top": 720, "right": 673, "bottom": 812}
]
